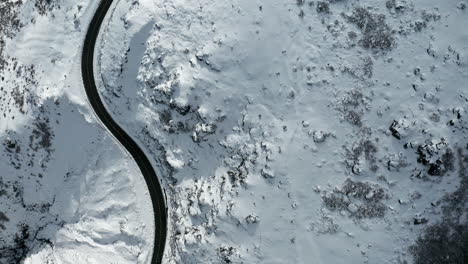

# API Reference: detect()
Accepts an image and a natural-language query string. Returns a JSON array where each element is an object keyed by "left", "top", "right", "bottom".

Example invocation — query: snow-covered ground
[
  {"left": 0, "top": 0, "right": 154, "bottom": 263},
  {"left": 1, "top": 0, "right": 467, "bottom": 263},
  {"left": 98, "top": 0, "right": 467, "bottom": 263}
]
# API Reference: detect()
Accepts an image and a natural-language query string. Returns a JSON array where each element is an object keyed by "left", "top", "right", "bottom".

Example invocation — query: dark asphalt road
[{"left": 81, "top": 1, "right": 167, "bottom": 263}]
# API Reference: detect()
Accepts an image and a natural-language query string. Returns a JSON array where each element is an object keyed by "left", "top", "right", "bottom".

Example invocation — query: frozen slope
[
  {"left": 98, "top": 0, "right": 467, "bottom": 263},
  {"left": 0, "top": 0, "right": 154, "bottom": 263}
]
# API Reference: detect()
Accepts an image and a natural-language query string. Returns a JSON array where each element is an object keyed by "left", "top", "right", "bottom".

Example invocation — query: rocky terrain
[
  {"left": 0, "top": 0, "right": 466, "bottom": 263},
  {"left": 98, "top": 0, "right": 467, "bottom": 263},
  {"left": 0, "top": 1, "right": 154, "bottom": 263}
]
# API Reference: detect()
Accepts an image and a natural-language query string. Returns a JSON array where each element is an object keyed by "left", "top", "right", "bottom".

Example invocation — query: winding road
[{"left": 81, "top": 0, "right": 167, "bottom": 263}]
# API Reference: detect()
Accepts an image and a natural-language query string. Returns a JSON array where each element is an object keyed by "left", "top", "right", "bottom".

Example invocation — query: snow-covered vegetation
[
  {"left": 0, "top": 0, "right": 466, "bottom": 263},
  {"left": 0, "top": 1, "right": 153, "bottom": 263},
  {"left": 98, "top": 0, "right": 467, "bottom": 263}
]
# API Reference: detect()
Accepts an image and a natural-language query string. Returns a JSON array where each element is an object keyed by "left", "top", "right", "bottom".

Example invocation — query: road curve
[{"left": 81, "top": 0, "right": 167, "bottom": 263}]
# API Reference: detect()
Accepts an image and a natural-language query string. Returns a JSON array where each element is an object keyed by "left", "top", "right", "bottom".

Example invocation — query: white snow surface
[
  {"left": 1, "top": 0, "right": 467, "bottom": 263},
  {"left": 1, "top": 0, "right": 154, "bottom": 263},
  {"left": 97, "top": 0, "right": 467, "bottom": 263}
]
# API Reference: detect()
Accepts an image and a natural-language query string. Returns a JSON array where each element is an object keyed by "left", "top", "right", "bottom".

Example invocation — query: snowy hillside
[
  {"left": 0, "top": 0, "right": 467, "bottom": 263},
  {"left": 1, "top": 1, "right": 154, "bottom": 263},
  {"left": 98, "top": 0, "right": 467, "bottom": 263}
]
